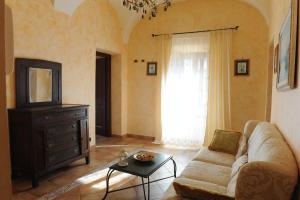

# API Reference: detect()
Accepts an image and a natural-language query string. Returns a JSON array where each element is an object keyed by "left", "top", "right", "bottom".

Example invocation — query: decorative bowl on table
[{"left": 133, "top": 151, "right": 155, "bottom": 162}]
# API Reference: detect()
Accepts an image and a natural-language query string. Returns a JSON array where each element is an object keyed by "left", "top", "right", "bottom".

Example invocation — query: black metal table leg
[
  {"left": 102, "top": 169, "right": 114, "bottom": 200},
  {"left": 141, "top": 177, "right": 146, "bottom": 200},
  {"left": 171, "top": 158, "right": 177, "bottom": 178},
  {"left": 147, "top": 177, "right": 150, "bottom": 200},
  {"left": 102, "top": 157, "right": 177, "bottom": 200}
]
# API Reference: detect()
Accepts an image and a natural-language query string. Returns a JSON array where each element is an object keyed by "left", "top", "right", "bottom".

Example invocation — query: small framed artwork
[
  {"left": 235, "top": 59, "right": 250, "bottom": 76},
  {"left": 277, "top": 0, "right": 298, "bottom": 90},
  {"left": 147, "top": 62, "right": 157, "bottom": 76}
]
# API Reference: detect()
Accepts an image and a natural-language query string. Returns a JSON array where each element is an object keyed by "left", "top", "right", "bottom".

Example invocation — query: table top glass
[{"left": 110, "top": 151, "right": 172, "bottom": 178}]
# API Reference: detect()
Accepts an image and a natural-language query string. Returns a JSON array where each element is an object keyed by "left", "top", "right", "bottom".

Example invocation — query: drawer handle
[
  {"left": 72, "top": 124, "right": 76, "bottom": 128},
  {"left": 75, "top": 113, "right": 82, "bottom": 116},
  {"left": 48, "top": 144, "right": 53, "bottom": 148},
  {"left": 74, "top": 149, "right": 78, "bottom": 153}
]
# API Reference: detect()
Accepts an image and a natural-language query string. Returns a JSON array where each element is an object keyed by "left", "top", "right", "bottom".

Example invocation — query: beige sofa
[{"left": 162, "top": 121, "right": 298, "bottom": 200}]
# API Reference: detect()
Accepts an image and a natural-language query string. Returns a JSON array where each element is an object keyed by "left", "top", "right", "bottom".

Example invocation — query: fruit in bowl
[{"left": 133, "top": 151, "right": 155, "bottom": 162}]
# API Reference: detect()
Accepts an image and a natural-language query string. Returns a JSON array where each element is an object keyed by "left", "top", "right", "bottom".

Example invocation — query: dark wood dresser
[{"left": 8, "top": 104, "right": 90, "bottom": 187}]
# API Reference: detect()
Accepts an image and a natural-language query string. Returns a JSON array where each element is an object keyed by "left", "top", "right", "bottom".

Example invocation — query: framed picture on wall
[
  {"left": 277, "top": 0, "right": 298, "bottom": 90},
  {"left": 234, "top": 59, "right": 249, "bottom": 76},
  {"left": 147, "top": 62, "right": 157, "bottom": 76}
]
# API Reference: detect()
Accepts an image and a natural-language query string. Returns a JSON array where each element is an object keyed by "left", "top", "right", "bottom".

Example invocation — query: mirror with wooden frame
[{"left": 15, "top": 58, "right": 62, "bottom": 108}]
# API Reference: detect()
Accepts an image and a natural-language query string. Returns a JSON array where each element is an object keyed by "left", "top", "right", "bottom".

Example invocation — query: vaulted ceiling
[
  {"left": 53, "top": 0, "right": 270, "bottom": 42},
  {"left": 53, "top": 0, "right": 85, "bottom": 15}
]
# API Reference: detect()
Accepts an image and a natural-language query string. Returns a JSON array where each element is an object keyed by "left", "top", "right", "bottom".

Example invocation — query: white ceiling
[
  {"left": 108, "top": 0, "right": 143, "bottom": 43},
  {"left": 53, "top": 0, "right": 85, "bottom": 15},
  {"left": 53, "top": 0, "right": 270, "bottom": 43}
]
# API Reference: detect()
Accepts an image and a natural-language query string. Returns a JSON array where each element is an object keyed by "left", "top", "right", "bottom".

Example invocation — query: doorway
[{"left": 95, "top": 52, "right": 111, "bottom": 137}]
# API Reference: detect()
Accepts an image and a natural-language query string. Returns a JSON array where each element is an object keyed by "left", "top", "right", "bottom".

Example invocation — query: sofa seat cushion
[
  {"left": 173, "top": 177, "right": 234, "bottom": 200},
  {"left": 193, "top": 147, "right": 235, "bottom": 167},
  {"left": 180, "top": 161, "right": 232, "bottom": 186}
]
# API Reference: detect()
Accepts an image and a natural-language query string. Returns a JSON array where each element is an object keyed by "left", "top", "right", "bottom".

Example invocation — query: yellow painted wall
[
  {"left": 0, "top": 0, "right": 12, "bottom": 199},
  {"left": 269, "top": 0, "right": 300, "bottom": 178},
  {"left": 111, "top": 54, "right": 122, "bottom": 134},
  {"left": 127, "top": 0, "right": 269, "bottom": 137},
  {"left": 5, "top": 0, "right": 127, "bottom": 145},
  {"left": 111, "top": 46, "right": 128, "bottom": 136},
  {"left": 121, "top": 45, "right": 128, "bottom": 135}
]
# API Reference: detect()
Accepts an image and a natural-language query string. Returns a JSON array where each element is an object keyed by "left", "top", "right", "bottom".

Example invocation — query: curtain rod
[{"left": 152, "top": 26, "right": 239, "bottom": 37}]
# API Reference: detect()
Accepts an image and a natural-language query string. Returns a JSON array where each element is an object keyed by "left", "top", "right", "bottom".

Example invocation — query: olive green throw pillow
[{"left": 208, "top": 130, "right": 241, "bottom": 155}]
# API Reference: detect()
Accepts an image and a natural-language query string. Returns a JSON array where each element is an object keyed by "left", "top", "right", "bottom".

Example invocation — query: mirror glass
[{"left": 29, "top": 68, "right": 52, "bottom": 103}]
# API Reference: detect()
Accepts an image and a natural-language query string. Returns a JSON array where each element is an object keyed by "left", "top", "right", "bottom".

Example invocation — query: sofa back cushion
[
  {"left": 247, "top": 122, "right": 297, "bottom": 176},
  {"left": 243, "top": 120, "right": 260, "bottom": 139}
]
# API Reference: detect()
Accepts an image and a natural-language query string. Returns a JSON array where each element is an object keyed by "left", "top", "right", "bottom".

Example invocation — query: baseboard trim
[
  {"left": 112, "top": 134, "right": 126, "bottom": 138},
  {"left": 111, "top": 133, "right": 155, "bottom": 141},
  {"left": 126, "top": 133, "right": 155, "bottom": 141}
]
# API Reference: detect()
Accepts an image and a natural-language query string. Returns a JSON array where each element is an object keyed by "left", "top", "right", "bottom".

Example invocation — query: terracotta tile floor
[{"left": 12, "top": 135, "right": 199, "bottom": 200}]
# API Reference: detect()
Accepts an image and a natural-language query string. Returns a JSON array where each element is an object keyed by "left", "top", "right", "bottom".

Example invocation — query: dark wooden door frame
[{"left": 96, "top": 51, "right": 111, "bottom": 137}]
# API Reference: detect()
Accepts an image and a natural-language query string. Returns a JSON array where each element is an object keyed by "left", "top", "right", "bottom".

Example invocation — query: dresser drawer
[
  {"left": 64, "top": 109, "right": 87, "bottom": 120},
  {"left": 36, "top": 109, "right": 87, "bottom": 124},
  {"left": 46, "top": 123, "right": 80, "bottom": 151},
  {"left": 46, "top": 122, "right": 78, "bottom": 139},
  {"left": 46, "top": 133, "right": 79, "bottom": 150},
  {"left": 47, "top": 146, "right": 80, "bottom": 166}
]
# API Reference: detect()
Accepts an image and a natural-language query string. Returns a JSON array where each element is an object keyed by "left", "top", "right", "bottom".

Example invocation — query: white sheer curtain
[
  {"left": 161, "top": 33, "right": 210, "bottom": 146},
  {"left": 205, "top": 30, "right": 232, "bottom": 146}
]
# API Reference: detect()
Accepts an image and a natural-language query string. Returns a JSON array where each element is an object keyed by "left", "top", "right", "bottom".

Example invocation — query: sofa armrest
[{"left": 235, "top": 161, "right": 297, "bottom": 200}]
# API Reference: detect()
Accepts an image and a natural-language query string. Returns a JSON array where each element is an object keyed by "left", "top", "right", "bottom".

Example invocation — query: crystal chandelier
[{"left": 123, "top": 0, "right": 171, "bottom": 19}]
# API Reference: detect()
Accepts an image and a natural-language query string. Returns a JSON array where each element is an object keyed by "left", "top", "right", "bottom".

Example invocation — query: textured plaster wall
[
  {"left": 0, "top": 0, "right": 12, "bottom": 198},
  {"left": 127, "top": 0, "right": 269, "bottom": 137},
  {"left": 111, "top": 55, "right": 122, "bottom": 134},
  {"left": 5, "top": 0, "right": 127, "bottom": 145},
  {"left": 269, "top": 0, "right": 300, "bottom": 175}
]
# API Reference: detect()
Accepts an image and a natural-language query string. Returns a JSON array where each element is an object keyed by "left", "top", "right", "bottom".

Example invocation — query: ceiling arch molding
[
  {"left": 53, "top": 0, "right": 270, "bottom": 42},
  {"left": 240, "top": 0, "right": 270, "bottom": 25}
]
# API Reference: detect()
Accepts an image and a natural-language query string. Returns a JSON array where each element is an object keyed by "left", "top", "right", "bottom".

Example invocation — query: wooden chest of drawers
[{"left": 8, "top": 104, "right": 90, "bottom": 187}]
